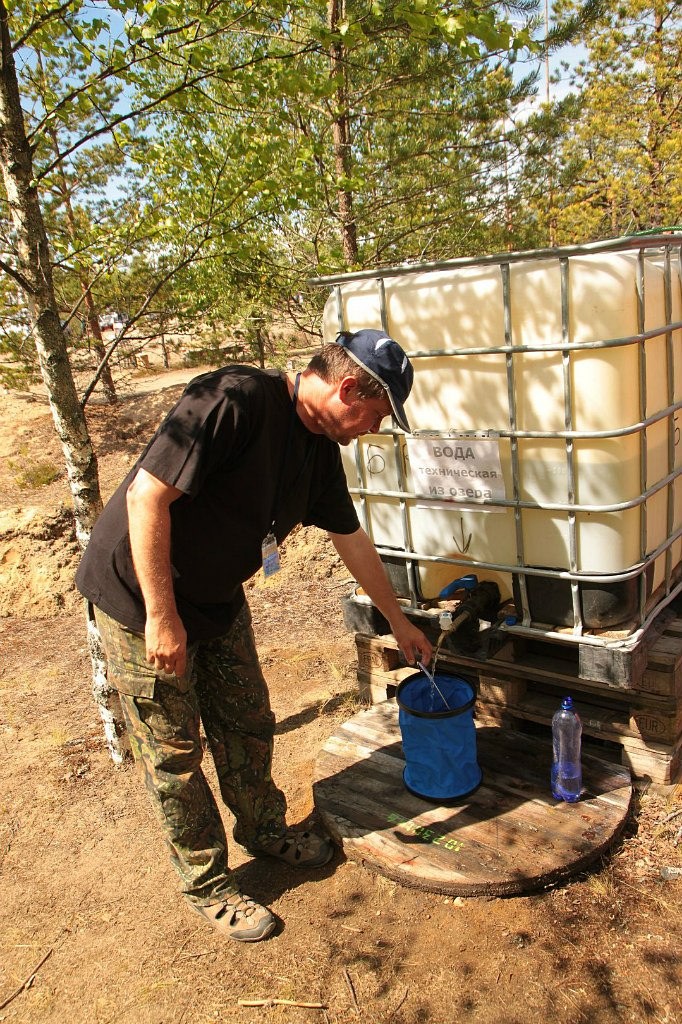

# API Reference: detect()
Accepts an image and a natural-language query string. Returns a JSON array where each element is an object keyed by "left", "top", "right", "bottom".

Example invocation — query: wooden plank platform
[{"left": 313, "top": 701, "right": 632, "bottom": 896}]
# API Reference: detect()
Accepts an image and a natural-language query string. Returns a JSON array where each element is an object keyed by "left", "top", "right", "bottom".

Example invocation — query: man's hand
[
  {"left": 145, "top": 609, "right": 188, "bottom": 677},
  {"left": 390, "top": 612, "right": 433, "bottom": 667}
]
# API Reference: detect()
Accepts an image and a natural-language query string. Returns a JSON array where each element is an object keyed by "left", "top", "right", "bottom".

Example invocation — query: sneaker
[
  {"left": 253, "top": 829, "right": 335, "bottom": 868},
  {"left": 189, "top": 892, "right": 276, "bottom": 942}
]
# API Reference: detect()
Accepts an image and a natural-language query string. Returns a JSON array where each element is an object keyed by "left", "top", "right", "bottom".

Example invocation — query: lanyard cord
[{"left": 269, "top": 371, "right": 301, "bottom": 534}]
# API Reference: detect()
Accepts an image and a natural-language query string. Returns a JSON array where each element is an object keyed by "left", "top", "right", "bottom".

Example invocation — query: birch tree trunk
[{"left": 0, "top": 1, "right": 128, "bottom": 762}]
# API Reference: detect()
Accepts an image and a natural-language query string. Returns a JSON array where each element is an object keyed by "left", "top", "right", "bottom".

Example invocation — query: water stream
[
  {"left": 417, "top": 629, "right": 450, "bottom": 710},
  {"left": 417, "top": 651, "right": 451, "bottom": 711}
]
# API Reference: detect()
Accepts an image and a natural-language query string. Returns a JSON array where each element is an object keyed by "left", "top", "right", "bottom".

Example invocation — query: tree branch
[
  {"left": 0, "top": 258, "right": 37, "bottom": 295},
  {"left": 12, "top": 1, "right": 74, "bottom": 51},
  {"left": 33, "top": 40, "right": 314, "bottom": 182}
]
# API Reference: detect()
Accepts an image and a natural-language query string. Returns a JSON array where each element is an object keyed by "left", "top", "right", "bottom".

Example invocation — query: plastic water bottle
[{"left": 551, "top": 696, "right": 582, "bottom": 802}]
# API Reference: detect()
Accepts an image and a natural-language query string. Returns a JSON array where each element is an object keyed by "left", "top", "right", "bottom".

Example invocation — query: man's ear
[{"left": 338, "top": 375, "right": 360, "bottom": 405}]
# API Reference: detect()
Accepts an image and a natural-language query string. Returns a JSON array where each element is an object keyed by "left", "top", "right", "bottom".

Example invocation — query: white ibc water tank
[{"left": 324, "top": 238, "right": 682, "bottom": 631}]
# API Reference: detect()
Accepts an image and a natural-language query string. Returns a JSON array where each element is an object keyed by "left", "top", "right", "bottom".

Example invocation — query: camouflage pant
[{"left": 94, "top": 603, "right": 287, "bottom": 905}]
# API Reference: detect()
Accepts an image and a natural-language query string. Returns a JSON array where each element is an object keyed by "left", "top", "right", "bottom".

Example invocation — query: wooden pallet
[
  {"left": 510, "top": 572, "right": 682, "bottom": 688},
  {"left": 640, "top": 612, "right": 682, "bottom": 699},
  {"left": 345, "top": 585, "right": 682, "bottom": 690},
  {"left": 354, "top": 632, "right": 682, "bottom": 784},
  {"left": 355, "top": 623, "right": 682, "bottom": 708},
  {"left": 497, "top": 602, "right": 682, "bottom": 695}
]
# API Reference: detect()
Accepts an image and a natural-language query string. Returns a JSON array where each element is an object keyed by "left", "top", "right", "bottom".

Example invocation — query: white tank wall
[{"left": 330, "top": 245, "right": 682, "bottom": 611}]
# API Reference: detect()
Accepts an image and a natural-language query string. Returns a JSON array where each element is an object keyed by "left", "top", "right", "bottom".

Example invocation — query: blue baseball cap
[{"left": 336, "top": 329, "right": 414, "bottom": 432}]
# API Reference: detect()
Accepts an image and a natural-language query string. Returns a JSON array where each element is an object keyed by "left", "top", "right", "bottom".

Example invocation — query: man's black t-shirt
[{"left": 76, "top": 366, "right": 360, "bottom": 641}]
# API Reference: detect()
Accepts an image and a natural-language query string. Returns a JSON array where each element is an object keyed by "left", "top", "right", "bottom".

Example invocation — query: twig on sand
[
  {"left": 343, "top": 968, "right": 360, "bottom": 1013},
  {"left": 238, "top": 998, "right": 328, "bottom": 1009},
  {"left": 0, "top": 948, "right": 53, "bottom": 1011},
  {"left": 386, "top": 986, "right": 409, "bottom": 1018},
  {"left": 174, "top": 949, "right": 218, "bottom": 962}
]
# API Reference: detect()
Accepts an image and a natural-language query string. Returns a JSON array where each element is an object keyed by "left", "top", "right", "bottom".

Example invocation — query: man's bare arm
[
  {"left": 126, "top": 468, "right": 187, "bottom": 676},
  {"left": 328, "top": 527, "right": 432, "bottom": 666}
]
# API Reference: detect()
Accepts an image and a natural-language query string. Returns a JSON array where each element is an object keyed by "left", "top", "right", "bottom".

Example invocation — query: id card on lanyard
[
  {"left": 261, "top": 532, "right": 281, "bottom": 578},
  {"left": 261, "top": 372, "right": 301, "bottom": 578}
]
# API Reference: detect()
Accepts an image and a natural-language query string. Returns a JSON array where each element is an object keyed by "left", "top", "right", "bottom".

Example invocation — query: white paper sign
[{"left": 405, "top": 435, "right": 506, "bottom": 507}]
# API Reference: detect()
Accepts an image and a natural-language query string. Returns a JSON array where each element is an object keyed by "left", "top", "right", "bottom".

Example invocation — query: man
[{"left": 76, "top": 328, "right": 432, "bottom": 942}]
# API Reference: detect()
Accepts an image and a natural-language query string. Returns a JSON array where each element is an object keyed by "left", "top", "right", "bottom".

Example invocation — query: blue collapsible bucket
[{"left": 396, "top": 672, "right": 482, "bottom": 803}]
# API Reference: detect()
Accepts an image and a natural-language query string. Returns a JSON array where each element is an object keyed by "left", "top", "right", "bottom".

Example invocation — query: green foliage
[
  {"left": 523, "top": 0, "right": 682, "bottom": 241},
  {"left": 11, "top": 0, "right": 676, "bottom": 384}
]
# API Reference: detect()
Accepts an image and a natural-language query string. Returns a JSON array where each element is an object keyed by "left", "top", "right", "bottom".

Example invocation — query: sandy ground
[{"left": 0, "top": 366, "right": 681, "bottom": 1024}]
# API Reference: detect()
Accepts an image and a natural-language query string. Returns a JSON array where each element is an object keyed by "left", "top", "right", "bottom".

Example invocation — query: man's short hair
[{"left": 307, "top": 343, "right": 386, "bottom": 402}]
